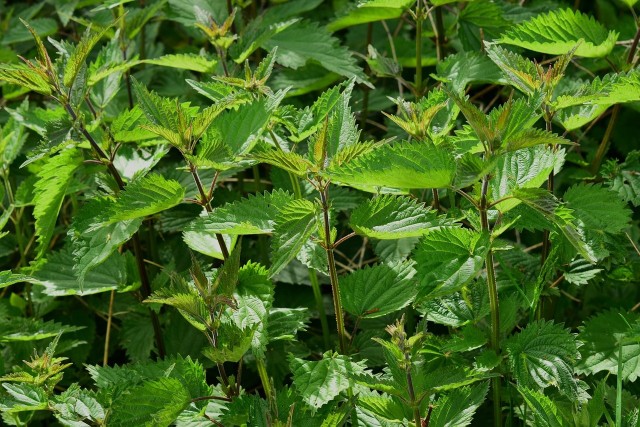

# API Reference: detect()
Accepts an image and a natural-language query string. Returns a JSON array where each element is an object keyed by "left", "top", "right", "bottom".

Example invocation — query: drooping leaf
[
  {"left": 289, "top": 351, "right": 367, "bottom": 409},
  {"left": 577, "top": 310, "right": 640, "bottom": 382},
  {"left": 105, "top": 174, "right": 185, "bottom": 224},
  {"left": 563, "top": 183, "right": 631, "bottom": 234},
  {"left": 0, "top": 317, "right": 83, "bottom": 342},
  {"left": 350, "top": 195, "right": 447, "bottom": 239},
  {"left": 340, "top": 261, "right": 417, "bottom": 318},
  {"left": 327, "top": 0, "right": 415, "bottom": 32},
  {"left": 414, "top": 228, "right": 490, "bottom": 301},
  {"left": 269, "top": 199, "right": 319, "bottom": 277},
  {"left": 326, "top": 141, "right": 456, "bottom": 190},
  {"left": 499, "top": 9, "right": 618, "bottom": 58},
  {"left": 142, "top": 53, "right": 217, "bottom": 73},
  {"left": 429, "top": 382, "right": 489, "bottom": 427},
  {"left": 263, "top": 20, "right": 367, "bottom": 84},
  {"left": 505, "top": 320, "right": 580, "bottom": 398},
  {"left": 186, "top": 189, "right": 294, "bottom": 235}
]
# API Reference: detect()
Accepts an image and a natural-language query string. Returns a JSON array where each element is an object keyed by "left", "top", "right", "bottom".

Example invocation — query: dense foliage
[{"left": 0, "top": 0, "right": 639, "bottom": 425}]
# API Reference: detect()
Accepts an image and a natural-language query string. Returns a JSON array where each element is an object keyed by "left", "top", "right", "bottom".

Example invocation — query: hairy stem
[
  {"left": 188, "top": 162, "right": 229, "bottom": 260},
  {"left": 63, "top": 102, "right": 165, "bottom": 358},
  {"left": 256, "top": 357, "right": 274, "bottom": 405},
  {"left": 480, "top": 175, "right": 502, "bottom": 427},
  {"left": 541, "top": 115, "right": 553, "bottom": 266},
  {"left": 415, "top": 0, "right": 424, "bottom": 98},
  {"left": 319, "top": 183, "right": 347, "bottom": 353},
  {"left": 103, "top": 290, "right": 116, "bottom": 366}
]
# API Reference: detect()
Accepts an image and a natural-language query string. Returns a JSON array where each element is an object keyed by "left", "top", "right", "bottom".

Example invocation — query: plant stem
[
  {"left": 480, "top": 175, "right": 502, "bottom": 427},
  {"left": 616, "top": 343, "right": 623, "bottom": 427},
  {"left": 256, "top": 357, "right": 274, "bottom": 405},
  {"left": 103, "top": 290, "right": 115, "bottom": 366},
  {"left": 415, "top": 0, "right": 424, "bottom": 98},
  {"left": 433, "top": 4, "right": 445, "bottom": 61},
  {"left": 319, "top": 183, "right": 347, "bottom": 353},
  {"left": 63, "top": 102, "right": 165, "bottom": 358},
  {"left": 188, "top": 162, "right": 229, "bottom": 260},
  {"left": 406, "top": 366, "right": 421, "bottom": 427}
]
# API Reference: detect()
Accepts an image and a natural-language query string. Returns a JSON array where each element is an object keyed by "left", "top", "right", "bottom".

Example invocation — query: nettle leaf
[
  {"left": 326, "top": 141, "right": 456, "bottom": 191},
  {"left": 250, "top": 145, "right": 312, "bottom": 177},
  {"left": 52, "top": 384, "right": 104, "bottom": 426},
  {"left": 33, "top": 247, "right": 128, "bottom": 296},
  {"left": 142, "top": 53, "right": 217, "bottom": 73},
  {"left": 603, "top": 150, "right": 640, "bottom": 207},
  {"left": 0, "top": 272, "right": 40, "bottom": 290},
  {"left": 327, "top": 0, "right": 415, "bottom": 32},
  {"left": 270, "top": 199, "right": 319, "bottom": 277},
  {"left": 69, "top": 197, "right": 142, "bottom": 287},
  {"left": 484, "top": 43, "right": 540, "bottom": 95},
  {"left": 505, "top": 320, "right": 580, "bottom": 398},
  {"left": 339, "top": 261, "right": 417, "bottom": 318},
  {"left": 349, "top": 194, "right": 447, "bottom": 239},
  {"left": 33, "top": 149, "right": 82, "bottom": 258},
  {"left": 0, "top": 63, "right": 52, "bottom": 95},
  {"left": 1, "top": 383, "right": 48, "bottom": 412},
  {"left": 563, "top": 183, "right": 631, "bottom": 234},
  {"left": 108, "top": 377, "right": 191, "bottom": 427},
  {"left": 420, "top": 280, "right": 490, "bottom": 327},
  {"left": 554, "top": 71, "right": 640, "bottom": 110},
  {"left": 0, "top": 317, "right": 83, "bottom": 342},
  {"left": 263, "top": 20, "right": 367, "bottom": 84},
  {"left": 518, "top": 387, "right": 569, "bottom": 427},
  {"left": 414, "top": 228, "right": 490, "bottom": 301},
  {"left": 64, "top": 25, "right": 111, "bottom": 88},
  {"left": 186, "top": 189, "right": 294, "bottom": 235},
  {"left": 105, "top": 174, "right": 185, "bottom": 224},
  {"left": 435, "top": 51, "right": 506, "bottom": 93},
  {"left": 490, "top": 146, "right": 565, "bottom": 213},
  {"left": 429, "top": 382, "right": 489, "bottom": 427},
  {"left": 267, "top": 308, "right": 309, "bottom": 341},
  {"left": 577, "top": 310, "right": 640, "bottom": 382},
  {"left": 499, "top": 8, "right": 618, "bottom": 58},
  {"left": 290, "top": 351, "right": 367, "bottom": 409}
]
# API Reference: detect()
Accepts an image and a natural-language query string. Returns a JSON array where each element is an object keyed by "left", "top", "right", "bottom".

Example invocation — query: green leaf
[
  {"left": 186, "top": 190, "right": 294, "bottom": 235},
  {"left": 0, "top": 272, "right": 40, "bottom": 290},
  {"left": 0, "top": 383, "right": 48, "bottom": 412},
  {"left": 350, "top": 194, "right": 448, "bottom": 239},
  {"left": 210, "top": 98, "right": 274, "bottom": 156},
  {"left": 270, "top": 199, "right": 319, "bottom": 277},
  {"left": 266, "top": 308, "right": 309, "bottom": 341},
  {"left": 0, "top": 317, "right": 83, "bottom": 342},
  {"left": 290, "top": 351, "right": 367, "bottom": 409},
  {"left": 499, "top": 9, "right": 618, "bottom": 58},
  {"left": 183, "top": 229, "right": 236, "bottom": 260},
  {"left": 0, "top": 63, "right": 52, "bottom": 95},
  {"left": 429, "top": 382, "right": 489, "bottom": 427},
  {"left": 340, "top": 261, "right": 417, "bottom": 318},
  {"left": 414, "top": 228, "right": 490, "bottom": 300},
  {"left": 52, "top": 384, "right": 104, "bottom": 426},
  {"left": 203, "top": 322, "right": 256, "bottom": 363},
  {"left": 326, "top": 141, "right": 456, "bottom": 190},
  {"left": 563, "top": 183, "right": 631, "bottom": 234},
  {"left": 603, "top": 151, "right": 640, "bottom": 207},
  {"left": 263, "top": 20, "right": 367, "bottom": 84},
  {"left": 327, "top": 0, "right": 415, "bottom": 32},
  {"left": 33, "top": 247, "right": 128, "bottom": 296},
  {"left": 484, "top": 43, "right": 540, "bottom": 95},
  {"left": 518, "top": 387, "right": 569, "bottom": 427},
  {"left": 435, "top": 51, "right": 506, "bottom": 93},
  {"left": 250, "top": 145, "right": 312, "bottom": 177},
  {"left": 33, "top": 149, "right": 82, "bottom": 258},
  {"left": 490, "top": 146, "right": 565, "bottom": 212},
  {"left": 505, "top": 320, "right": 580, "bottom": 398},
  {"left": 69, "top": 197, "right": 142, "bottom": 287},
  {"left": 577, "top": 310, "right": 640, "bottom": 382},
  {"left": 105, "top": 174, "right": 185, "bottom": 224},
  {"left": 64, "top": 25, "right": 111, "bottom": 88},
  {"left": 108, "top": 377, "right": 192, "bottom": 427},
  {"left": 142, "top": 53, "right": 217, "bottom": 73}
]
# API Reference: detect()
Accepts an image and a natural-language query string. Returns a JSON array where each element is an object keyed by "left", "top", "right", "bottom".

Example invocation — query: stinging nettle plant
[{"left": 0, "top": 1, "right": 639, "bottom": 426}]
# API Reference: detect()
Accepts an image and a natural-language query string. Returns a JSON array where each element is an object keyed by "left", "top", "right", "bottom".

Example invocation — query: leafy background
[{"left": 0, "top": 0, "right": 639, "bottom": 426}]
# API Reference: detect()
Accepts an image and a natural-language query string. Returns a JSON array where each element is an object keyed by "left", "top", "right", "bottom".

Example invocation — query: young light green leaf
[
  {"left": 499, "top": 9, "right": 617, "bottom": 58},
  {"left": 327, "top": 0, "right": 415, "bottom": 32},
  {"left": 0, "top": 63, "right": 52, "bottom": 95},
  {"left": 186, "top": 189, "right": 295, "bottom": 235},
  {"left": 250, "top": 145, "right": 312, "bottom": 177},
  {"left": 290, "top": 351, "right": 367, "bottom": 409},
  {"left": 340, "top": 261, "right": 417, "bottom": 318},
  {"left": 104, "top": 174, "right": 185, "bottom": 224},
  {"left": 64, "top": 25, "right": 111, "bottom": 88},
  {"left": 484, "top": 43, "right": 540, "bottom": 95},
  {"left": 326, "top": 141, "right": 456, "bottom": 190},
  {"left": 414, "top": 228, "right": 490, "bottom": 301},
  {"left": 269, "top": 199, "right": 319, "bottom": 277},
  {"left": 33, "top": 149, "right": 82, "bottom": 258},
  {"left": 505, "top": 320, "right": 580, "bottom": 398},
  {"left": 350, "top": 194, "right": 447, "bottom": 239},
  {"left": 210, "top": 98, "right": 274, "bottom": 156},
  {"left": 435, "top": 51, "right": 507, "bottom": 93},
  {"left": 142, "top": 53, "right": 217, "bottom": 73}
]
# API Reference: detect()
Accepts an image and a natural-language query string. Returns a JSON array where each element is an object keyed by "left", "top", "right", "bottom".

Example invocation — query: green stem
[
  {"left": 63, "top": 102, "right": 165, "bottom": 358},
  {"left": 616, "top": 343, "right": 623, "bottom": 427},
  {"left": 415, "top": 0, "right": 424, "bottom": 98},
  {"left": 256, "top": 357, "right": 274, "bottom": 405},
  {"left": 407, "top": 367, "right": 421, "bottom": 427},
  {"left": 319, "top": 183, "right": 347, "bottom": 353},
  {"left": 310, "top": 270, "right": 331, "bottom": 349},
  {"left": 480, "top": 175, "right": 502, "bottom": 427}
]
